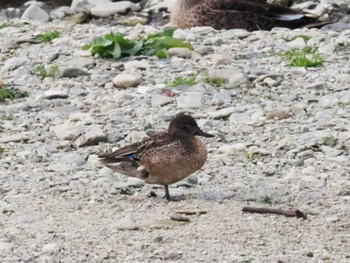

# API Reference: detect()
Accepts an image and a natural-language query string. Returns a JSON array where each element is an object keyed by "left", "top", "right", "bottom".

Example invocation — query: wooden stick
[
  {"left": 242, "top": 206, "right": 307, "bottom": 219},
  {"left": 172, "top": 209, "right": 207, "bottom": 215}
]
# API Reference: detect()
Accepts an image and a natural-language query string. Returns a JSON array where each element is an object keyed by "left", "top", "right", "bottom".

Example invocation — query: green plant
[
  {"left": 82, "top": 29, "right": 192, "bottom": 59},
  {"left": 278, "top": 47, "right": 324, "bottom": 67},
  {"left": 0, "top": 23, "right": 8, "bottom": 29},
  {"left": 0, "top": 147, "right": 5, "bottom": 155},
  {"left": 259, "top": 195, "right": 273, "bottom": 204},
  {"left": 167, "top": 75, "right": 197, "bottom": 87},
  {"left": 323, "top": 136, "right": 337, "bottom": 147},
  {"left": 139, "top": 29, "right": 192, "bottom": 58},
  {"left": 0, "top": 87, "right": 28, "bottom": 102},
  {"left": 203, "top": 71, "right": 229, "bottom": 87},
  {"left": 1, "top": 112, "right": 14, "bottom": 120},
  {"left": 34, "top": 65, "right": 59, "bottom": 78},
  {"left": 283, "top": 34, "right": 311, "bottom": 42},
  {"left": 37, "top": 30, "right": 61, "bottom": 43}
]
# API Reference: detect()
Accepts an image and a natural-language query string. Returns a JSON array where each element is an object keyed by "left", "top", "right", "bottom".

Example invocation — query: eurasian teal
[
  {"left": 170, "top": 0, "right": 330, "bottom": 31},
  {"left": 99, "top": 115, "right": 214, "bottom": 201}
]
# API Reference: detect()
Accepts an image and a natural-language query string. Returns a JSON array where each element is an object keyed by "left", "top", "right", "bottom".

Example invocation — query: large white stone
[
  {"left": 90, "top": 1, "right": 140, "bottom": 17},
  {"left": 21, "top": 4, "right": 50, "bottom": 22}
]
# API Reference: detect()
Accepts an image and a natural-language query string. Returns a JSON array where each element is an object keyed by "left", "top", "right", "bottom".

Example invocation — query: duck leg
[{"left": 164, "top": 185, "right": 171, "bottom": 201}]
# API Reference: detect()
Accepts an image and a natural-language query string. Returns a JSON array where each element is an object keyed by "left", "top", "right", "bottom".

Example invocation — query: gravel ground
[{"left": 1, "top": 13, "right": 350, "bottom": 263}]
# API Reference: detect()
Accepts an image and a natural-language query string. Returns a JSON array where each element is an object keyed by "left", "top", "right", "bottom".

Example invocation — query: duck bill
[{"left": 196, "top": 129, "right": 214, "bottom": 137}]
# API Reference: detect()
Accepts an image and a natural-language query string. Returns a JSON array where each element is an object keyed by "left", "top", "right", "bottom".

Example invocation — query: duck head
[{"left": 168, "top": 115, "right": 214, "bottom": 138}]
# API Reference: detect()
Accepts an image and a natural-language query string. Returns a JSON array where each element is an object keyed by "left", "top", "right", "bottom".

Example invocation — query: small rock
[
  {"left": 219, "top": 154, "right": 234, "bottom": 166},
  {"left": 151, "top": 94, "right": 173, "bottom": 107},
  {"left": 42, "top": 243, "right": 61, "bottom": 255},
  {"left": 218, "top": 143, "right": 247, "bottom": 155},
  {"left": 124, "top": 60, "right": 149, "bottom": 70},
  {"left": 107, "top": 131, "right": 125, "bottom": 143},
  {"left": 0, "top": 133, "right": 32, "bottom": 143},
  {"left": 4, "top": 57, "right": 27, "bottom": 71},
  {"left": 265, "top": 107, "right": 294, "bottom": 120},
  {"left": 170, "top": 214, "right": 190, "bottom": 222},
  {"left": 212, "top": 90, "right": 232, "bottom": 105},
  {"left": 50, "top": 153, "right": 86, "bottom": 172},
  {"left": 90, "top": 1, "right": 140, "bottom": 17},
  {"left": 126, "top": 177, "right": 145, "bottom": 188},
  {"left": 319, "top": 95, "right": 339, "bottom": 108},
  {"left": 220, "top": 29, "right": 250, "bottom": 39},
  {"left": 208, "top": 68, "right": 247, "bottom": 88},
  {"left": 115, "top": 216, "right": 139, "bottom": 230},
  {"left": 168, "top": 48, "right": 192, "bottom": 59},
  {"left": 176, "top": 92, "right": 203, "bottom": 108},
  {"left": 76, "top": 126, "right": 107, "bottom": 147},
  {"left": 320, "top": 146, "right": 343, "bottom": 158},
  {"left": 60, "top": 67, "right": 90, "bottom": 78},
  {"left": 42, "top": 90, "right": 69, "bottom": 100},
  {"left": 325, "top": 216, "right": 339, "bottom": 222},
  {"left": 0, "top": 241, "right": 13, "bottom": 252},
  {"left": 208, "top": 107, "right": 236, "bottom": 119},
  {"left": 113, "top": 74, "right": 140, "bottom": 89},
  {"left": 286, "top": 37, "right": 306, "bottom": 49},
  {"left": 194, "top": 46, "right": 214, "bottom": 56},
  {"left": 211, "top": 54, "right": 232, "bottom": 65}
]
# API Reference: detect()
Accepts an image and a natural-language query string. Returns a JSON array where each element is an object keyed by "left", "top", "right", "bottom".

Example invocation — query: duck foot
[
  {"left": 163, "top": 185, "right": 184, "bottom": 202},
  {"left": 164, "top": 185, "right": 171, "bottom": 201}
]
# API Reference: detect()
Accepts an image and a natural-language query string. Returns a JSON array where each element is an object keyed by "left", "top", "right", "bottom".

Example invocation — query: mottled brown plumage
[
  {"left": 99, "top": 115, "right": 214, "bottom": 201},
  {"left": 171, "top": 0, "right": 330, "bottom": 31}
]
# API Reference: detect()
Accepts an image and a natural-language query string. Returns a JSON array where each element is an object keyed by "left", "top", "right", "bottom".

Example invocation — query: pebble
[
  {"left": 151, "top": 94, "right": 173, "bottom": 107},
  {"left": 60, "top": 67, "right": 90, "bottom": 78},
  {"left": 286, "top": 37, "right": 306, "bottom": 49},
  {"left": 176, "top": 92, "right": 203, "bottom": 108},
  {"left": 114, "top": 216, "right": 139, "bottom": 230},
  {"left": 265, "top": 107, "right": 294, "bottom": 120},
  {"left": 112, "top": 74, "right": 140, "bottom": 89},
  {"left": 208, "top": 107, "right": 236, "bottom": 119},
  {"left": 4, "top": 57, "right": 27, "bottom": 71},
  {"left": 41, "top": 243, "right": 61, "bottom": 255},
  {"left": 42, "top": 90, "right": 69, "bottom": 100},
  {"left": 75, "top": 126, "right": 107, "bottom": 147},
  {"left": 168, "top": 47, "right": 192, "bottom": 59}
]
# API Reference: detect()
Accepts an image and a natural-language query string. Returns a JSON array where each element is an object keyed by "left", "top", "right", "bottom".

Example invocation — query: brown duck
[
  {"left": 99, "top": 115, "right": 214, "bottom": 201},
  {"left": 170, "top": 0, "right": 330, "bottom": 31}
]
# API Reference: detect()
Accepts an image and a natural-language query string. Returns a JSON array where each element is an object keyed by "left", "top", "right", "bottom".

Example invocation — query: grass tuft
[
  {"left": 37, "top": 30, "right": 61, "bottom": 43},
  {"left": 167, "top": 75, "right": 197, "bottom": 87},
  {"left": 34, "top": 65, "right": 59, "bottom": 78},
  {"left": 0, "top": 87, "right": 28, "bottom": 102},
  {"left": 278, "top": 47, "right": 324, "bottom": 67},
  {"left": 203, "top": 71, "right": 229, "bottom": 87}
]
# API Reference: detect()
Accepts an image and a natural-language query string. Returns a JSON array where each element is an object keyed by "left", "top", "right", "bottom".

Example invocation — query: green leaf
[
  {"left": 122, "top": 41, "right": 143, "bottom": 56},
  {"left": 155, "top": 49, "right": 169, "bottom": 59},
  {"left": 107, "top": 41, "right": 121, "bottom": 59},
  {"left": 94, "top": 37, "right": 113, "bottom": 47},
  {"left": 81, "top": 44, "right": 91, "bottom": 50}
]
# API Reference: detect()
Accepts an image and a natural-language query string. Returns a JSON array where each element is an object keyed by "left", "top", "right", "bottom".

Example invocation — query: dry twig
[{"left": 242, "top": 206, "right": 307, "bottom": 219}]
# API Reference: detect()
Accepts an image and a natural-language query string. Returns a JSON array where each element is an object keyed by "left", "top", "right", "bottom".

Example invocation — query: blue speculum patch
[{"left": 127, "top": 154, "right": 138, "bottom": 160}]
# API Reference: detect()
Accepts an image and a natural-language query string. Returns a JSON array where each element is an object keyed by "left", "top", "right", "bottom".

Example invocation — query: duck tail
[{"left": 267, "top": 4, "right": 332, "bottom": 29}]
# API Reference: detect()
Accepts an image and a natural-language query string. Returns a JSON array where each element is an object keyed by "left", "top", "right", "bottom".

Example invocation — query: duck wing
[{"left": 99, "top": 132, "right": 169, "bottom": 163}]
